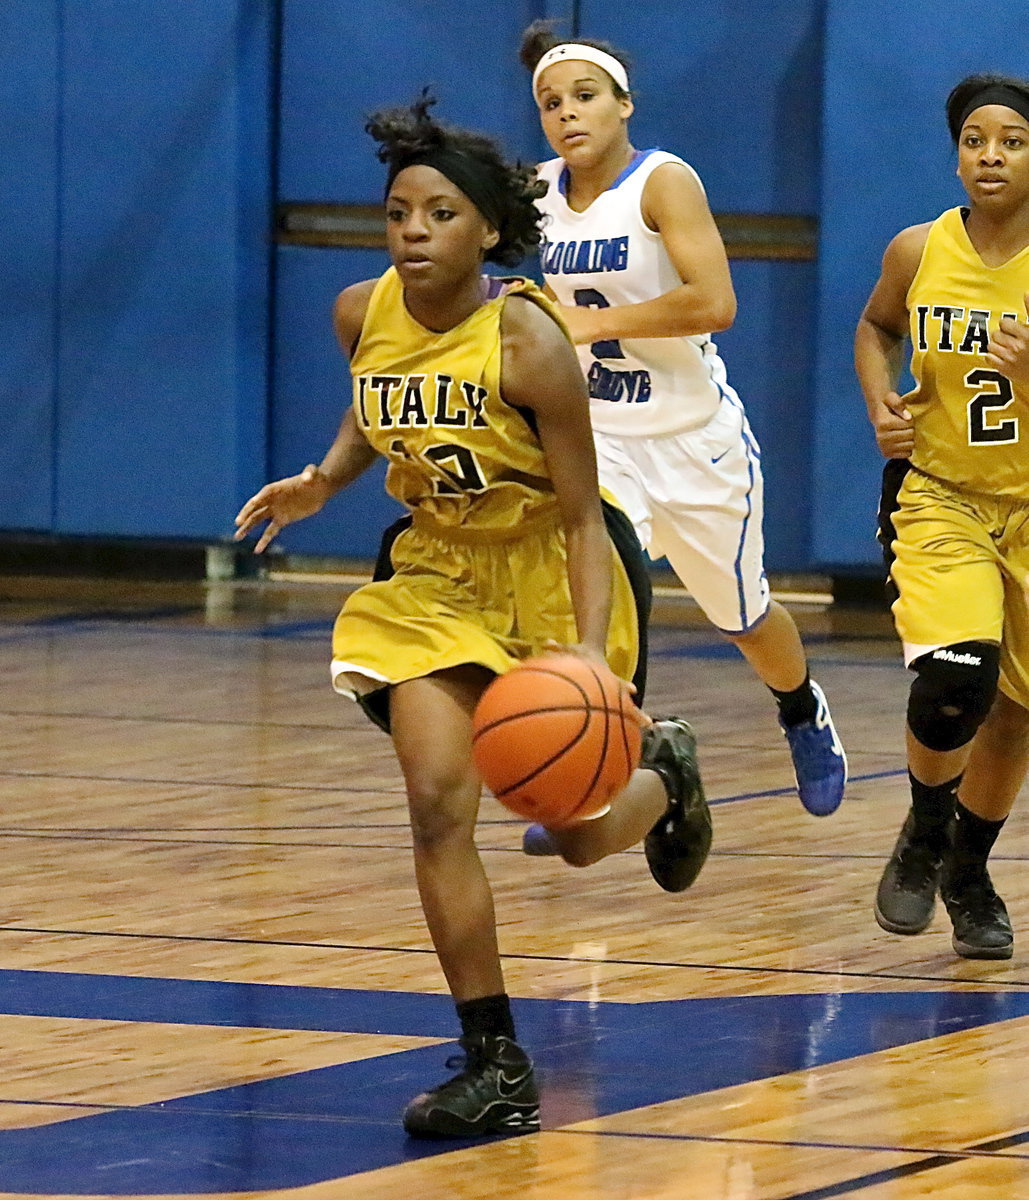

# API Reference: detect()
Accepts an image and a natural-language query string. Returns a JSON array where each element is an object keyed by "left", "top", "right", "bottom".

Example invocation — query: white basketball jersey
[{"left": 536, "top": 150, "right": 730, "bottom": 437}]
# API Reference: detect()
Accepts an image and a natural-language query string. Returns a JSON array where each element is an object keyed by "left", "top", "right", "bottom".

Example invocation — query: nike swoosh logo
[
  {"left": 711, "top": 449, "right": 730, "bottom": 464},
  {"left": 495, "top": 1067, "right": 533, "bottom": 1097}
]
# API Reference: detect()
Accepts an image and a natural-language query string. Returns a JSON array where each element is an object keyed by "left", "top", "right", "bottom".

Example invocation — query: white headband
[{"left": 531, "top": 43, "right": 630, "bottom": 97}]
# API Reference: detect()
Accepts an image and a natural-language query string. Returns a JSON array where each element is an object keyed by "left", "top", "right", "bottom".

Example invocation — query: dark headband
[
  {"left": 385, "top": 149, "right": 505, "bottom": 232},
  {"left": 955, "top": 84, "right": 1029, "bottom": 141}
]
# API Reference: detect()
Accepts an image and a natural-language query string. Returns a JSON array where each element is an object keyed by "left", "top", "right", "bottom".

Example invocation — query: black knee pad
[{"left": 907, "top": 641, "right": 1000, "bottom": 752}]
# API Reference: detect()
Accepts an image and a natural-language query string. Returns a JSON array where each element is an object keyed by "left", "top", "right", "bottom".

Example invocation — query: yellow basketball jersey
[
  {"left": 904, "top": 206, "right": 1029, "bottom": 497},
  {"left": 350, "top": 269, "right": 567, "bottom": 532}
]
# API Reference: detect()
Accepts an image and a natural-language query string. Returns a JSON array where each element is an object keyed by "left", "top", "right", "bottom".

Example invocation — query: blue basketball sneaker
[
  {"left": 780, "top": 680, "right": 847, "bottom": 816},
  {"left": 522, "top": 824, "right": 560, "bottom": 856}
]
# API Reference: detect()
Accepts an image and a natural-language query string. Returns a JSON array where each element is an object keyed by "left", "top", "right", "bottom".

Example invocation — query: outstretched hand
[
  {"left": 233, "top": 465, "right": 334, "bottom": 553},
  {"left": 986, "top": 292, "right": 1029, "bottom": 391},
  {"left": 871, "top": 391, "right": 914, "bottom": 459}
]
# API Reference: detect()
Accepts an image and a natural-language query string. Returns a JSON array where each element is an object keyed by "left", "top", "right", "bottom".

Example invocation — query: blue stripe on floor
[{"left": 0, "top": 971, "right": 1026, "bottom": 1193}]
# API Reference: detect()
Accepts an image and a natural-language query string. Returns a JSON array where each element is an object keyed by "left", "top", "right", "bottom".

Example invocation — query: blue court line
[
  {"left": 0, "top": 975, "right": 1027, "bottom": 1192},
  {"left": 651, "top": 645, "right": 902, "bottom": 671},
  {"left": 0, "top": 969, "right": 456, "bottom": 1033},
  {"left": 18, "top": 969, "right": 1018, "bottom": 1048},
  {"left": 707, "top": 767, "right": 906, "bottom": 806}
]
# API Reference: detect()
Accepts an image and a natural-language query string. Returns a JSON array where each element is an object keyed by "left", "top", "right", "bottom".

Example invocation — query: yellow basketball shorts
[
  {"left": 890, "top": 469, "right": 1029, "bottom": 707},
  {"left": 331, "top": 505, "right": 642, "bottom": 727}
]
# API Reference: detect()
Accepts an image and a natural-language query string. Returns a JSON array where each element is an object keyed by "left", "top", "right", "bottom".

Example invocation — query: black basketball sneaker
[
  {"left": 874, "top": 811, "right": 946, "bottom": 935},
  {"left": 641, "top": 718, "right": 713, "bottom": 892},
  {"left": 941, "top": 864, "right": 1013, "bottom": 960},
  {"left": 402, "top": 1033, "right": 540, "bottom": 1138}
]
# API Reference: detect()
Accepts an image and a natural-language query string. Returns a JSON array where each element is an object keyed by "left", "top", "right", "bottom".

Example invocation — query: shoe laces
[
  {"left": 452, "top": 1035, "right": 492, "bottom": 1066},
  {"left": 893, "top": 840, "right": 939, "bottom": 890},
  {"left": 428, "top": 1043, "right": 488, "bottom": 1096},
  {"left": 947, "top": 873, "right": 1001, "bottom": 917}
]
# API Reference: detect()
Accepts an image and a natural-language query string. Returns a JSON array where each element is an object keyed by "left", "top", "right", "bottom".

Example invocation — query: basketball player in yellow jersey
[
  {"left": 856, "top": 73, "right": 1029, "bottom": 960},
  {"left": 234, "top": 97, "right": 712, "bottom": 1138}
]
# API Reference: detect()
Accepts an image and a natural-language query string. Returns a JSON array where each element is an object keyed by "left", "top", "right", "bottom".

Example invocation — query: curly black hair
[
  {"left": 946, "top": 73, "right": 1029, "bottom": 144},
  {"left": 518, "top": 18, "right": 632, "bottom": 99},
  {"left": 365, "top": 93, "right": 545, "bottom": 267}
]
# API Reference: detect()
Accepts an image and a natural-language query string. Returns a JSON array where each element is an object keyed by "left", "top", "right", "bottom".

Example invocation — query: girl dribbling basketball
[{"left": 234, "top": 96, "right": 711, "bottom": 1138}]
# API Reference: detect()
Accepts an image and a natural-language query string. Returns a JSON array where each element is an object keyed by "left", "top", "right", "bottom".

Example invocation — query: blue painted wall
[
  {"left": 5, "top": 2, "right": 1023, "bottom": 570},
  {"left": 277, "top": 0, "right": 549, "bottom": 200},
  {"left": 271, "top": 245, "right": 397, "bottom": 558},
  {"left": 0, "top": 1, "right": 60, "bottom": 530},
  {"left": 813, "top": 0, "right": 1029, "bottom": 567},
  {"left": 270, "top": 0, "right": 824, "bottom": 567},
  {"left": 0, "top": 0, "right": 273, "bottom": 541},
  {"left": 269, "top": 0, "right": 548, "bottom": 556},
  {"left": 575, "top": 0, "right": 824, "bottom": 216}
]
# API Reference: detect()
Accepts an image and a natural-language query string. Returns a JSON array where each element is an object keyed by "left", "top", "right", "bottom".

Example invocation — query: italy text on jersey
[
  {"left": 914, "top": 303, "right": 1021, "bottom": 353},
  {"left": 355, "top": 374, "right": 489, "bottom": 430}
]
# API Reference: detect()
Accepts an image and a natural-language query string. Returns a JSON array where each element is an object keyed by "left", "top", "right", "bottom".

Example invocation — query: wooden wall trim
[{"left": 275, "top": 203, "right": 817, "bottom": 261}]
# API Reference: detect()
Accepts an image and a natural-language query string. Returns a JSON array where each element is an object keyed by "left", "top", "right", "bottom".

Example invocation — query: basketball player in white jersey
[{"left": 518, "top": 22, "right": 847, "bottom": 825}]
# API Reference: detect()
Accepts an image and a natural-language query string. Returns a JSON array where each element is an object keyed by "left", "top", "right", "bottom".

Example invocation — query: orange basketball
[{"left": 472, "top": 654, "right": 644, "bottom": 828}]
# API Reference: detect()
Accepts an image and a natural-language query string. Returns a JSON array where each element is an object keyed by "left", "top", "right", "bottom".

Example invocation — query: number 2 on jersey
[
  {"left": 965, "top": 368, "right": 1018, "bottom": 445},
  {"left": 573, "top": 288, "right": 625, "bottom": 360}
]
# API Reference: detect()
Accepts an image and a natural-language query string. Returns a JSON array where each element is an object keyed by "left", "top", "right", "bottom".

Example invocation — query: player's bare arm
[
  {"left": 559, "top": 162, "right": 736, "bottom": 345},
  {"left": 855, "top": 223, "right": 930, "bottom": 458},
  {"left": 501, "top": 296, "right": 611, "bottom": 660}
]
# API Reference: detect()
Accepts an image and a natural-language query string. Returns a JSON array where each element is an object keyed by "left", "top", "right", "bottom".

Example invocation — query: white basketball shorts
[{"left": 594, "top": 394, "right": 770, "bottom": 634}]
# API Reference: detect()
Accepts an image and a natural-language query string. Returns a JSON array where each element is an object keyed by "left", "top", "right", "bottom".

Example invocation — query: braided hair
[{"left": 366, "top": 93, "right": 545, "bottom": 267}]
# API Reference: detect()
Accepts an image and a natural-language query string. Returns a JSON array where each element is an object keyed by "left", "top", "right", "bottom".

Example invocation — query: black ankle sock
[
  {"left": 950, "top": 799, "right": 1005, "bottom": 872},
  {"left": 456, "top": 993, "right": 516, "bottom": 1042},
  {"left": 770, "top": 675, "right": 817, "bottom": 727},
  {"left": 909, "top": 771, "right": 961, "bottom": 846}
]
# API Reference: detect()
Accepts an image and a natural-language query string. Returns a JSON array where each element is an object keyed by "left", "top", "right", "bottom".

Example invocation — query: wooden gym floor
[{"left": 1, "top": 571, "right": 1027, "bottom": 1199}]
